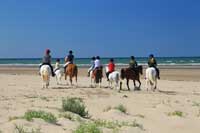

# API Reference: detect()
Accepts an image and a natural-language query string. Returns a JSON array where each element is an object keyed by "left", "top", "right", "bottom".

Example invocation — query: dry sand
[{"left": 0, "top": 66, "right": 200, "bottom": 133}]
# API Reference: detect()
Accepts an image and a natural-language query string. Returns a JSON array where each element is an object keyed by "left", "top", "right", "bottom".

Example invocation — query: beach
[{"left": 0, "top": 66, "right": 200, "bottom": 133}]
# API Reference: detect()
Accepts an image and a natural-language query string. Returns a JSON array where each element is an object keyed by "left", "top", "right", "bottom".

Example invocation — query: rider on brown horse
[
  {"left": 64, "top": 50, "right": 74, "bottom": 72},
  {"left": 129, "top": 56, "right": 138, "bottom": 75}
]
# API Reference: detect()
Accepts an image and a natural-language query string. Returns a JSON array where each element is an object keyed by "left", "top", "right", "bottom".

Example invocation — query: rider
[
  {"left": 94, "top": 56, "right": 101, "bottom": 68},
  {"left": 40, "top": 49, "right": 55, "bottom": 77},
  {"left": 106, "top": 58, "right": 115, "bottom": 81},
  {"left": 148, "top": 54, "right": 160, "bottom": 79},
  {"left": 54, "top": 58, "right": 61, "bottom": 72},
  {"left": 129, "top": 56, "right": 138, "bottom": 74},
  {"left": 87, "top": 56, "right": 96, "bottom": 77},
  {"left": 64, "top": 50, "right": 74, "bottom": 72}
]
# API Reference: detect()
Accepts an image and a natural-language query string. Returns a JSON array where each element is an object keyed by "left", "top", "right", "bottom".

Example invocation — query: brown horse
[
  {"left": 65, "top": 64, "right": 78, "bottom": 86},
  {"left": 90, "top": 66, "right": 103, "bottom": 87},
  {"left": 120, "top": 65, "right": 143, "bottom": 91}
]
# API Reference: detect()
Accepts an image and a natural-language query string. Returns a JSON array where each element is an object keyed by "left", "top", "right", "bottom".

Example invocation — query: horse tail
[{"left": 120, "top": 69, "right": 125, "bottom": 80}]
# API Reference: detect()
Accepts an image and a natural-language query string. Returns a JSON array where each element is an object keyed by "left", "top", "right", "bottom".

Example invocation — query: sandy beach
[{"left": 0, "top": 66, "right": 200, "bottom": 133}]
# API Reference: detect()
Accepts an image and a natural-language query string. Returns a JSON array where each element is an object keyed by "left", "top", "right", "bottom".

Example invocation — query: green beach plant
[
  {"left": 24, "top": 110, "right": 57, "bottom": 124},
  {"left": 62, "top": 97, "right": 88, "bottom": 118},
  {"left": 114, "top": 104, "right": 127, "bottom": 113},
  {"left": 74, "top": 122, "right": 102, "bottom": 133},
  {"left": 167, "top": 110, "right": 184, "bottom": 117}
]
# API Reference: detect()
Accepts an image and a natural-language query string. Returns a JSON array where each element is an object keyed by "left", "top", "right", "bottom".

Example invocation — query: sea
[{"left": 0, "top": 57, "right": 200, "bottom": 68}]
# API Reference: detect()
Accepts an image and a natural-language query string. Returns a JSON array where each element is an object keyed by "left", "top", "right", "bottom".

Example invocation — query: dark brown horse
[
  {"left": 90, "top": 66, "right": 103, "bottom": 87},
  {"left": 65, "top": 64, "right": 78, "bottom": 85},
  {"left": 120, "top": 65, "right": 143, "bottom": 91}
]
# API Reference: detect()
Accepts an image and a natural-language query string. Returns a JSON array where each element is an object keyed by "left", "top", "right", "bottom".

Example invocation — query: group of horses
[{"left": 40, "top": 64, "right": 158, "bottom": 92}]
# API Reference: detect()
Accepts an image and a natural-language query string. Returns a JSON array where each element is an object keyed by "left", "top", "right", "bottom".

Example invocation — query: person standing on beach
[
  {"left": 64, "top": 50, "right": 74, "bottom": 72},
  {"left": 87, "top": 56, "right": 96, "bottom": 77},
  {"left": 40, "top": 49, "right": 55, "bottom": 77},
  {"left": 148, "top": 54, "right": 160, "bottom": 79},
  {"left": 106, "top": 58, "right": 115, "bottom": 81}
]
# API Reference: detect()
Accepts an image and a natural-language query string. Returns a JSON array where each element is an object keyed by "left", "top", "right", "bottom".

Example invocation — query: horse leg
[
  {"left": 126, "top": 79, "right": 130, "bottom": 91},
  {"left": 138, "top": 80, "right": 141, "bottom": 90},
  {"left": 75, "top": 75, "right": 78, "bottom": 86},
  {"left": 146, "top": 79, "right": 149, "bottom": 91},
  {"left": 120, "top": 81, "right": 122, "bottom": 91},
  {"left": 133, "top": 80, "right": 136, "bottom": 90},
  {"left": 154, "top": 79, "right": 157, "bottom": 91},
  {"left": 70, "top": 76, "right": 73, "bottom": 86}
]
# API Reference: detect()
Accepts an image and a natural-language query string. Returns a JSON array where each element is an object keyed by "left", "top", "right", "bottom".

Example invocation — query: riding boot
[
  {"left": 49, "top": 65, "right": 55, "bottom": 77},
  {"left": 156, "top": 68, "right": 160, "bottom": 79},
  {"left": 106, "top": 72, "right": 109, "bottom": 81}
]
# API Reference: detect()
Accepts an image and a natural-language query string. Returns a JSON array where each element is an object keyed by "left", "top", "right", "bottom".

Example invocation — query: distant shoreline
[{"left": 0, "top": 64, "right": 200, "bottom": 69}]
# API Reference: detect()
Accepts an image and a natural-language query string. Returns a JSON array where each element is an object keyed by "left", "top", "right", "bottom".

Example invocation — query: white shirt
[{"left": 94, "top": 59, "right": 101, "bottom": 68}]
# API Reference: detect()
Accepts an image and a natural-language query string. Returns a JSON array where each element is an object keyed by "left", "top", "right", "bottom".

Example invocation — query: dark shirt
[
  {"left": 148, "top": 58, "right": 157, "bottom": 67},
  {"left": 129, "top": 59, "right": 138, "bottom": 68},
  {"left": 42, "top": 55, "right": 51, "bottom": 64},
  {"left": 66, "top": 54, "right": 74, "bottom": 63}
]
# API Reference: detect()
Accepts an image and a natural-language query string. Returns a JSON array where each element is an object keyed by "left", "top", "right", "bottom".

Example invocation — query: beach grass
[
  {"left": 114, "top": 104, "right": 127, "bottom": 113},
  {"left": 24, "top": 110, "right": 57, "bottom": 124},
  {"left": 62, "top": 97, "right": 89, "bottom": 118}
]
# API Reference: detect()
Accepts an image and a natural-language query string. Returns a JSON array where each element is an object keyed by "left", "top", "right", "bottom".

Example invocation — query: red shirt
[{"left": 108, "top": 62, "right": 115, "bottom": 72}]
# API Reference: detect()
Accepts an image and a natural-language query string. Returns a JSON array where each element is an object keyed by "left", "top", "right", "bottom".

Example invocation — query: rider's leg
[
  {"left": 155, "top": 67, "right": 160, "bottom": 79},
  {"left": 106, "top": 72, "right": 111, "bottom": 81},
  {"left": 49, "top": 64, "right": 55, "bottom": 77}
]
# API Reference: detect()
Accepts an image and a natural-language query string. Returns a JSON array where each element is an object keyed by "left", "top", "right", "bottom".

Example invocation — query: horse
[
  {"left": 105, "top": 67, "right": 120, "bottom": 91},
  {"left": 90, "top": 66, "right": 103, "bottom": 88},
  {"left": 65, "top": 64, "right": 78, "bottom": 86},
  {"left": 54, "top": 68, "right": 64, "bottom": 85},
  {"left": 40, "top": 65, "right": 51, "bottom": 88},
  {"left": 120, "top": 65, "right": 143, "bottom": 91},
  {"left": 145, "top": 67, "right": 157, "bottom": 91}
]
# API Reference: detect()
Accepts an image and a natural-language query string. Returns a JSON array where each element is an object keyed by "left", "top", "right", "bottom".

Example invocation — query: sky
[{"left": 0, "top": 0, "right": 200, "bottom": 58}]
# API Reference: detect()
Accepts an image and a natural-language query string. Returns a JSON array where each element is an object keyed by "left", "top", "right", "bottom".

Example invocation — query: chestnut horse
[
  {"left": 90, "top": 66, "right": 103, "bottom": 88},
  {"left": 65, "top": 64, "right": 78, "bottom": 86},
  {"left": 120, "top": 65, "right": 143, "bottom": 91}
]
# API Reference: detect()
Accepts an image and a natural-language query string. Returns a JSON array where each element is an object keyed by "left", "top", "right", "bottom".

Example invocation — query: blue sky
[{"left": 0, "top": 0, "right": 200, "bottom": 58}]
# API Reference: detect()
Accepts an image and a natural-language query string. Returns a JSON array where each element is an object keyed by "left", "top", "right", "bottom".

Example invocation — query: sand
[{"left": 0, "top": 66, "right": 200, "bottom": 133}]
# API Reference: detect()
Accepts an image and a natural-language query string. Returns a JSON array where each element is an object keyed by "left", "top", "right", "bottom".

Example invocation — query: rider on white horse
[
  {"left": 148, "top": 54, "right": 160, "bottom": 79},
  {"left": 54, "top": 59, "right": 61, "bottom": 72},
  {"left": 39, "top": 49, "right": 55, "bottom": 77},
  {"left": 87, "top": 56, "right": 96, "bottom": 77},
  {"left": 106, "top": 58, "right": 115, "bottom": 81}
]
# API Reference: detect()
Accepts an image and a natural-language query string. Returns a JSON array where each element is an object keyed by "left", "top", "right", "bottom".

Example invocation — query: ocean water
[{"left": 0, "top": 57, "right": 200, "bottom": 67}]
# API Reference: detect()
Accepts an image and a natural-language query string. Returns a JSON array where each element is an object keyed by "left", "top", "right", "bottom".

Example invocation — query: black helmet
[
  {"left": 149, "top": 54, "right": 154, "bottom": 58},
  {"left": 69, "top": 50, "right": 73, "bottom": 54},
  {"left": 110, "top": 58, "right": 114, "bottom": 62},
  {"left": 96, "top": 56, "right": 100, "bottom": 59},
  {"left": 131, "top": 56, "right": 135, "bottom": 60},
  {"left": 92, "top": 56, "right": 95, "bottom": 60}
]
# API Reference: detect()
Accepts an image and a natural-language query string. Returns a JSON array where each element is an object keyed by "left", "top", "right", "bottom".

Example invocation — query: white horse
[
  {"left": 40, "top": 65, "right": 51, "bottom": 88},
  {"left": 145, "top": 67, "right": 157, "bottom": 91},
  {"left": 105, "top": 67, "right": 120, "bottom": 91},
  {"left": 54, "top": 68, "right": 64, "bottom": 85}
]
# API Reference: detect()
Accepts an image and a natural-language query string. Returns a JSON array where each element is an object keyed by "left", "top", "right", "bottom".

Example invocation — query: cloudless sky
[{"left": 0, "top": 0, "right": 200, "bottom": 58}]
